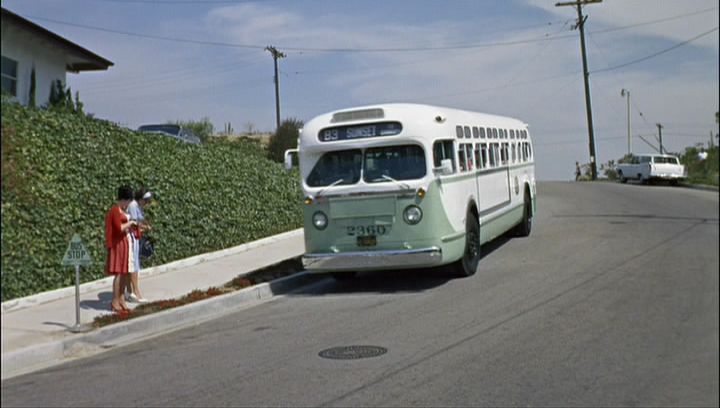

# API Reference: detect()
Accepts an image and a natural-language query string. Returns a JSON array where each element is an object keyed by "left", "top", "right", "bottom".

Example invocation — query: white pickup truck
[{"left": 616, "top": 154, "right": 686, "bottom": 184}]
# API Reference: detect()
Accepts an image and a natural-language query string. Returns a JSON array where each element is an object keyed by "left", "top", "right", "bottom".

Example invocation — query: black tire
[
  {"left": 331, "top": 272, "right": 356, "bottom": 281},
  {"left": 454, "top": 212, "right": 480, "bottom": 277},
  {"left": 514, "top": 192, "right": 533, "bottom": 237},
  {"left": 618, "top": 171, "right": 627, "bottom": 184}
]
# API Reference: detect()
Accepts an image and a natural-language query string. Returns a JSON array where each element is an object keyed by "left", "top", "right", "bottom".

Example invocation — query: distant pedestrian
[
  {"left": 124, "top": 188, "right": 153, "bottom": 303},
  {"left": 105, "top": 185, "right": 137, "bottom": 314},
  {"left": 698, "top": 148, "right": 709, "bottom": 178},
  {"left": 698, "top": 147, "right": 708, "bottom": 161},
  {"left": 575, "top": 161, "right": 582, "bottom": 181}
]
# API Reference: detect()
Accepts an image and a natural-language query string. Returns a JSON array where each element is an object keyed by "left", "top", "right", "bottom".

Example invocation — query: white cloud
[
  {"left": 46, "top": 0, "right": 718, "bottom": 179},
  {"left": 524, "top": 0, "right": 719, "bottom": 48}
]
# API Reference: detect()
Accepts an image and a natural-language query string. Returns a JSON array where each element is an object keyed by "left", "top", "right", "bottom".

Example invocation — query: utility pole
[
  {"left": 265, "top": 45, "right": 286, "bottom": 131},
  {"left": 556, "top": 0, "right": 602, "bottom": 180},
  {"left": 656, "top": 123, "right": 664, "bottom": 154},
  {"left": 621, "top": 89, "right": 631, "bottom": 155}
]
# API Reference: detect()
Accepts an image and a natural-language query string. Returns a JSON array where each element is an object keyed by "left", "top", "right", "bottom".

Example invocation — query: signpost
[{"left": 61, "top": 234, "right": 93, "bottom": 332}]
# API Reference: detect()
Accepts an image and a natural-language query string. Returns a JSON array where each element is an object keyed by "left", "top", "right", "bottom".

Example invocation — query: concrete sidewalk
[{"left": 1, "top": 229, "right": 310, "bottom": 380}]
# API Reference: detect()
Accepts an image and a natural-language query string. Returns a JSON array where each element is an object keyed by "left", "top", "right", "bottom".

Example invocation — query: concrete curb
[
  {"left": 681, "top": 183, "right": 719, "bottom": 192},
  {"left": 1, "top": 229, "right": 304, "bottom": 314},
  {"left": 1, "top": 271, "right": 326, "bottom": 380}
]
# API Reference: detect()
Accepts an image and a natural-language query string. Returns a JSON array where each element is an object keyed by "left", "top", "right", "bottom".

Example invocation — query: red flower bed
[{"left": 92, "top": 257, "right": 303, "bottom": 328}]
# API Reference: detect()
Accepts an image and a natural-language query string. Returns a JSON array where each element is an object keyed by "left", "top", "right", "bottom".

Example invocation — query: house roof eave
[{"left": 2, "top": 7, "right": 114, "bottom": 71}]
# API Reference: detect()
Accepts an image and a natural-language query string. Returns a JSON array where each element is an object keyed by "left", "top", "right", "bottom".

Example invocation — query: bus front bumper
[{"left": 303, "top": 247, "right": 443, "bottom": 272}]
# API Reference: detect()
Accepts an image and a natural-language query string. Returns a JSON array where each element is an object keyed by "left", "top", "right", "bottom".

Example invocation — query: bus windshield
[
  {"left": 364, "top": 145, "right": 426, "bottom": 183},
  {"left": 306, "top": 145, "right": 426, "bottom": 187},
  {"left": 306, "top": 149, "right": 362, "bottom": 187}
]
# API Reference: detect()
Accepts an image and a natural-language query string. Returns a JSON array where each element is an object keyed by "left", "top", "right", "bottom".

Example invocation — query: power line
[
  {"left": 590, "top": 26, "right": 719, "bottom": 73},
  {"left": 20, "top": 6, "right": 717, "bottom": 54},
  {"left": 587, "top": 6, "right": 718, "bottom": 35},
  {"left": 94, "top": 0, "right": 279, "bottom": 4},
  {"left": 21, "top": 13, "right": 576, "bottom": 52}
]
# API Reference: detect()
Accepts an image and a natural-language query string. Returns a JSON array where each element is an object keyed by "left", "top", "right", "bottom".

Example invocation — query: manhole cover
[{"left": 318, "top": 345, "right": 388, "bottom": 360}]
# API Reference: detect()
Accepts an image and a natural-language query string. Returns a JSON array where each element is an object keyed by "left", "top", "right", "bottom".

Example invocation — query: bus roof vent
[{"left": 331, "top": 108, "right": 384, "bottom": 123}]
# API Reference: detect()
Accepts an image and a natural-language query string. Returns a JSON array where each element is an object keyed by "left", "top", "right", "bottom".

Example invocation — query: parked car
[
  {"left": 616, "top": 153, "right": 686, "bottom": 185},
  {"left": 138, "top": 124, "right": 201, "bottom": 144}
]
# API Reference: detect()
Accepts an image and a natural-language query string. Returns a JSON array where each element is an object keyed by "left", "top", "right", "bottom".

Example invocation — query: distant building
[{"left": 1, "top": 7, "right": 113, "bottom": 106}]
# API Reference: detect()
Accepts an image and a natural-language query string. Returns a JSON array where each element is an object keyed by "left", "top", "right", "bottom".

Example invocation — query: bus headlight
[
  {"left": 312, "top": 211, "right": 328, "bottom": 230},
  {"left": 403, "top": 205, "right": 423, "bottom": 225}
]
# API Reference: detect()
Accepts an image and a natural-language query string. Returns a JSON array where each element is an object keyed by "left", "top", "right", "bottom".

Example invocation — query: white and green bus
[{"left": 286, "top": 103, "right": 536, "bottom": 278}]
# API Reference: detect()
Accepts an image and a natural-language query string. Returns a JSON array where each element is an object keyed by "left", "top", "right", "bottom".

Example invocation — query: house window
[{"left": 1, "top": 56, "right": 18, "bottom": 97}]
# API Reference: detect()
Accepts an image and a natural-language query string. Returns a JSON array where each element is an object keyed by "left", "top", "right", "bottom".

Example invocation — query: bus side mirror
[
  {"left": 434, "top": 159, "right": 454, "bottom": 176},
  {"left": 284, "top": 149, "right": 298, "bottom": 171}
]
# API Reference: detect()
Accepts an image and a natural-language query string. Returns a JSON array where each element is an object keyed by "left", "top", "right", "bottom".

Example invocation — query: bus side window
[
  {"left": 479, "top": 127, "right": 486, "bottom": 138},
  {"left": 472, "top": 127, "right": 479, "bottom": 138},
  {"left": 511, "top": 144, "right": 516, "bottom": 163},
  {"left": 464, "top": 126, "right": 472, "bottom": 139},
  {"left": 489, "top": 144, "right": 497, "bottom": 167},
  {"left": 465, "top": 144, "right": 474, "bottom": 170},
  {"left": 474, "top": 144, "right": 482, "bottom": 169},
  {"left": 480, "top": 143, "right": 488, "bottom": 169},
  {"left": 433, "top": 140, "right": 456, "bottom": 173},
  {"left": 458, "top": 144, "right": 468, "bottom": 172},
  {"left": 456, "top": 126, "right": 463, "bottom": 139}
]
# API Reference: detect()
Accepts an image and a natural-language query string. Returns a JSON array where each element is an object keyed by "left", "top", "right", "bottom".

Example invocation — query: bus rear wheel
[
  {"left": 514, "top": 191, "right": 533, "bottom": 237},
  {"left": 331, "top": 272, "right": 357, "bottom": 281},
  {"left": 455, "top": 212, "right": 480, "bottom": 277}
]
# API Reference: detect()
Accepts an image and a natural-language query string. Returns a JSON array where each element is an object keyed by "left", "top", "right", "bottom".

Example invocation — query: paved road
[{"left": 2, "top": 182, "right": 718, "bottom": 407}]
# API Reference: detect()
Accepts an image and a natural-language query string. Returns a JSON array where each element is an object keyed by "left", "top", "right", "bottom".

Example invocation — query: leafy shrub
[
  {"left": 267, "top": 118, "right": 302, "bottom": 162},
  {"left": 679, "top": 145, "right": 719, "bottom": 186},
  {"left": 1, "top": 100, "right": 302, "bottom": 301},
  {"left": 170, "top": 117, "right": 214, "bottom": 144}
]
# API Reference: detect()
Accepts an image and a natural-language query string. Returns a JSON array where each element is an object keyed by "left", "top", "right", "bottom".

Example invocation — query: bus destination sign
[{"left": 319, "top": 122, "right": 402, "bottom": 142}]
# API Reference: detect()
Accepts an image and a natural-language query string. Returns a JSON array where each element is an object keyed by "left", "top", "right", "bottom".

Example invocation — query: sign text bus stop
[{"left": 61, "top": 234, "right": 92, "bottom": 332}]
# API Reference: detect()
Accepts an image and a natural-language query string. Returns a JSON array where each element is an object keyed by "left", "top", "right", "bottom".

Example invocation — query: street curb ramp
[{"left": 1, "top": 272, "right": 324, "bottom": 380}]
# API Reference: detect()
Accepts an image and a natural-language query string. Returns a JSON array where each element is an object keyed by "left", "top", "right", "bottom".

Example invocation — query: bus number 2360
[{"left": 347, "top": 225, "right": 387, "bottom": 236}]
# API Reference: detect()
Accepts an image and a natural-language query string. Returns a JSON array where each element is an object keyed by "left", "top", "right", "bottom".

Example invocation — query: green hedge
[{"left": 1, "top": 100, "right": 302, "bottom": 301}]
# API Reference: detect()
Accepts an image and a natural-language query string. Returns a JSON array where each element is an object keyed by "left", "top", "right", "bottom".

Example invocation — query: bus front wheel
[{"left": 455, "top": 212, "right": 480, "bottom": 277}]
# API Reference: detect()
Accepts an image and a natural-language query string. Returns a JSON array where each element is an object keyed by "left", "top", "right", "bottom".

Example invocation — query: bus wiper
[
  {"left": 373, "top": 175, "right": 411, "bottom": 190},
  {"left": 317, "top": 178, "right": 345, "bottom": 198}
]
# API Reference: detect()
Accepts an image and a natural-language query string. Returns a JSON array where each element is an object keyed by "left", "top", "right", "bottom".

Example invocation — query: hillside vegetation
[{"left": 1, "top": 99, "right": 302, "bottom": 301}]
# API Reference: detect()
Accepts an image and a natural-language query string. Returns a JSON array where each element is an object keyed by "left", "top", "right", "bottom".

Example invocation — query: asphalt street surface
[{"left": 2, "top": 181, "right": 718, "bottom": 407}]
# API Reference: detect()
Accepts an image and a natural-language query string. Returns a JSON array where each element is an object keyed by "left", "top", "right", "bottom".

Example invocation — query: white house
[{"left": 1, "top": 7, "right": 113, "bottom": 106}]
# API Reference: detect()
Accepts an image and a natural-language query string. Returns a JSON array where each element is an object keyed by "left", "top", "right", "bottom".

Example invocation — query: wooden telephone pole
[
  {"left": 265, "top": 46, "right": 286, "bottom": 131},
  {"left": 556, "top": 0, "right": 602, "bottom": 180}
]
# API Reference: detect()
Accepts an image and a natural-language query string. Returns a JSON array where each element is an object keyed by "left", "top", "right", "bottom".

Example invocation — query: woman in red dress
[{"left": 105, "top": 185, "right": 137, "bottom": 313}]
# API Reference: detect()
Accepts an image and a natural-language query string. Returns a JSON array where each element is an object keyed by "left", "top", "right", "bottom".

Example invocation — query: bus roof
[{"left": 301, "top": 103, "right": 529, "bottom": 148}]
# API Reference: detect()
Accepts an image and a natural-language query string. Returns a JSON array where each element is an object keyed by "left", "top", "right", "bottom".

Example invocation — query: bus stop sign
[{"left": 62, "top": 234, "right": 92, "bottom": 267}]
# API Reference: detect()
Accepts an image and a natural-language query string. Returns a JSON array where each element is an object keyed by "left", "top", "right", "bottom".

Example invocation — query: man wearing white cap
[{"left": 125, "top": 188, "right": 153, "bottom": 303}]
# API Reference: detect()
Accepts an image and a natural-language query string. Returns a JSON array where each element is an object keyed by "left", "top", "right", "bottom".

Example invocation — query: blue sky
[{"left": 4, "top": 0, "right": 719, "bottom": 180}]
